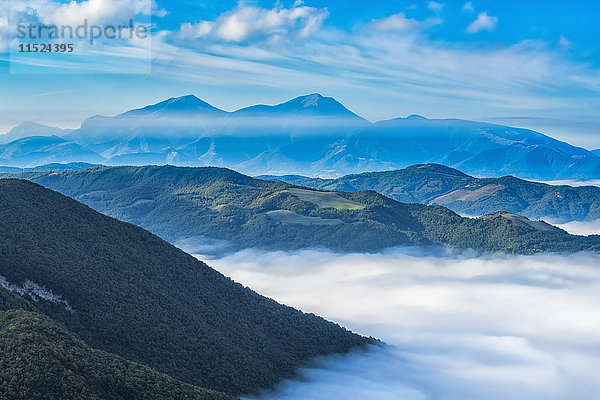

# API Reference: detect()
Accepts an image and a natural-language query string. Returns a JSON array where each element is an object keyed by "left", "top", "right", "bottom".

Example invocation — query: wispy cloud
[
  {"left": 467, "top": 12, "right": 498, "bottom": 33},
  {"left": 150, "top": 19, "right": 600, "bottom": 120},
  {"left": 428, "top": 1, "right": 444, "bottom": 12},
  {"left": 558, "top": 35, "right": 572, "bottom": 49},
  {"left": 4, "top": 1, "right": 600, "bottom": 148},
  {"left": 554, "top": 219, "right": 600, "bottom": 236},
  {"left": 462, "top": 2, "right": 475, "bottom": 13},
  {"left": 177, "top": 3, "right": 329, "bottom": 43},
  {"left": 0, "top": 14, "right": 8, "bottom": 52},
  {"left": 46, "top": 0, "right": 155, "bottom": 25},
  {"left": 132, "top": 3, "right": 598, "bottom": 127},
  {"left": 369, "top": 13, "right": 423, "bottom": 32}
]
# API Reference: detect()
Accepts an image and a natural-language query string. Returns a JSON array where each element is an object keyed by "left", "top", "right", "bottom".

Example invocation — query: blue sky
[{"left": 1, "top": 0, "right": 599, "bottom": 148}]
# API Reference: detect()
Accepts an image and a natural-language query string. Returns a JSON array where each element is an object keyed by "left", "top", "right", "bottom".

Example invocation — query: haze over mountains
[
  {"left": 0, "top": 121, "right": 73, "bottom": 144},
  {"left": 3, "top": 94, "right": 600, "bottom": 181}
]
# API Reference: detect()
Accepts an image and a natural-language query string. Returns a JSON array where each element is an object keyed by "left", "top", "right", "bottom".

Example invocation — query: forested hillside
[
  {"left": 260, "top": 164, "right": 600, "bottom": 223},
  {"left": 0, "top": 179, "right": 372, "bottom": 395},
  {"left": 0, "top": 304, "right": 234, "bottom": 400},
  {"left": 7, "top": 166, "right": 600, "bottom": 254}
]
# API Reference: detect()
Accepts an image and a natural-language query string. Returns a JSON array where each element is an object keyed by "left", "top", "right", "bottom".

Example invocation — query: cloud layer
[
  {"left": 555, "top": 219, "right": 600, "bottom": 236},
  {"left": 200, "top": 248, "right": 600, "bottom": 399},
  {"left": 178, "top": 4, "right": 328, "bottom": 43}
]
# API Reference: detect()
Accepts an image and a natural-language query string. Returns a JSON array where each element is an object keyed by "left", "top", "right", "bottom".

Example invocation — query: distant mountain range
[
  {"left": 0, "top": 161, "right": 102, "bottom": 173},
  {"left": 7, "top": 165, "right": 600, "bottom": 254},
  {"left": 2, "top": 94, "right": 600, "bottom": 180},
  {"left": 0, "top": 178, "right": 372, "bottom": 396},
  {"left": 0, "top": 121, "right": 73, "bottom": 144},
  {"left": 0, "top": 136, "right": 104, "bottom": 167},
  {"left": 260, "top": 164, "right": 600, "bottom": 223}
]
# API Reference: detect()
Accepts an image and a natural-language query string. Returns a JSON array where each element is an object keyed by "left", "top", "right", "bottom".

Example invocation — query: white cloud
[
  {"left": 555, "top": 219, "right": 600, "bottom": 236},
  {"left": 370, "top": 13, "right": 422, "bottom": 32},
  {"left": 47, "top": 0, "right": 155, "bottom": 25},
  {"left": 177, "top": 4, "right": 329, "bottom": 42},
  {"left": 533, "top": 179, "right": 600, "bottom": 187},
  {"left": 0, "top": 14, "right": 8, "bottom": 52},
  {"left": 7, "top": 2, "right": 600, "bottom": 140},
  {"left": 148, "top": 16, "right": 600, "bottom": 127},
  {"left": 179, "top": 20, "right": 214, "bottom": 39},
  {"left": 462, "top": 2, "right": 475, "bottom": 13},
  {"left": 558, "top": 35, "right": 572, "bottom": 49},
  {"left": 203, "top": 248, "right": 600, "bottom": 400},
  {"left": 428, "top": 1, "right": 444, "bottom": 12},
  {"left": 5, "top": 0, "right": 155, "bottom": 73},
  {"left": 467, "top": 12, "right": 497, "bottom": 33}
]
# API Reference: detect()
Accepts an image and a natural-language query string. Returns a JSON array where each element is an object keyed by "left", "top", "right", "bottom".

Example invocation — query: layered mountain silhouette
[
  {"left": 261, "top": 164, "right": 600, "bottom": 223},
  {"left": 8, "top": 165, "right": 600, "bottom": 254},
  {"left": 3, "top": 94, "right": 600, "bottom": 180},
  {"left": 0, "top": 121, "right": 72, "bottom": 144},
  {"left": 0, "top": 136, "right": 104, "bottom": 167}
]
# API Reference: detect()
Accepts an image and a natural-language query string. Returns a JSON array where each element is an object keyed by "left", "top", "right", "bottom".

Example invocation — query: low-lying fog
[
  {"left": 195, "top": 248, "right": 600, "bottom": 400},
  {"left": 555, "top": 219, "right": 600, "bottom": 236}
]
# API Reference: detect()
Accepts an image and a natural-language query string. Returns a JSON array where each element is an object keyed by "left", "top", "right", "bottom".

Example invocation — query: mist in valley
[
  {"left": 196, "top": 248, "right": 600, "bottom": 400},
  {"left": 554, "top": 219, "right": 600, "bottom": 236}
]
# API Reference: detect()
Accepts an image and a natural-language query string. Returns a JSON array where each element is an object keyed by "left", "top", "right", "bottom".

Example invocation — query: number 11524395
[{"left": 18, "top": 43, "right": 74, "bottom": 53}]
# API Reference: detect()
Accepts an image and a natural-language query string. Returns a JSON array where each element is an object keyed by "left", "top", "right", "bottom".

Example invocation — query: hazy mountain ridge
[
  {"left": 0, "top": 121, "right": 73, "bottom": 144},
  {"left": 0, "top": 161, "right": 102, "bottom": 173},
  {"left": 7, "top": 165, "right": 600, "bottom": 254},
  {"left": 0, "top": 178, "right": 372, "bottom": 395},
  {"left": 2, "top": 95, "right": 599, "bottom": 180},
  {"left": 0, "top": 136, "right": 104, "bottom": 168},
  {"left": 259, "top": 164, "right": 600, "bottom": 223}
]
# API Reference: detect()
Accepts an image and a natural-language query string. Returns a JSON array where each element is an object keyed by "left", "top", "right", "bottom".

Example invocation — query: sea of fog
[
  {"left": 194, "top": 248, "right": 600, "bottom": 400},
  {"left": 554, "top": 219, "right": 600, "bottom": 236}
]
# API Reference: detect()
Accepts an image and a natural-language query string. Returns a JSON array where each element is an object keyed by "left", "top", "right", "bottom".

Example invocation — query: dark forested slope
[
  {"left": 0, "top": 179, "right": 372, "bottom": 395},
  {"left": 0, "top": 305, "right": 234, "bottom": 400}
]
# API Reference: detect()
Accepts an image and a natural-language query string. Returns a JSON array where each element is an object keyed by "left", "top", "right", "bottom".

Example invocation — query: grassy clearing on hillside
[
  {"left": 266, "top": 210, "right": 344, "bottom": 226},
  {"left": 285, "top": 188, "right": 366, "bottom": 210}
]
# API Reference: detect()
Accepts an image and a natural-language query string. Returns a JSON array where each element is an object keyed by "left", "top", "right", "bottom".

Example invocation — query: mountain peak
[
  {"left": 1, "top": 121, "right": 67, "bottom": 144},
  {"left": 235, "top": 93, "right": 367, "bottom": 122},
  {"left": 119, "top": 95, "right": 225, "bottom": 117},
  {"left": 297, "top": 93, "right": 324, "bottom": 107},
  {"left": 10, "top": 121, "right": 52, "bottom": 131},
  {"left": 285, "top": 93, "right": 339, "bottom": 111},
  {"left": 165, "top": 94, "right": 206, "bottom": 107},
  {"left": 407, "top": 163, "right": 470, "bottom": 177}
]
